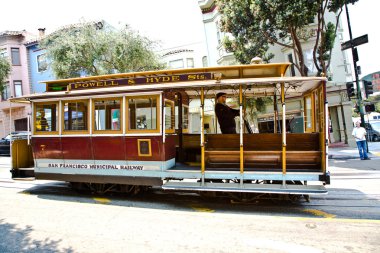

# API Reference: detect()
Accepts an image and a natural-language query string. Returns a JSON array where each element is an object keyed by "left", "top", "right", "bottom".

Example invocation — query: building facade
[
  {"left": 25, "top": 29, "right": 54, "bottom": 94},
  {"left": 198, "top": 0, "right": 356, "bottom": 146},
  {"left": 0, "top": 30, "right": 34, "bottom": 136}
]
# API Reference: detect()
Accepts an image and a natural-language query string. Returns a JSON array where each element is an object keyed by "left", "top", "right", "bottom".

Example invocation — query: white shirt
[{"left": 352, "top": 127, "right": 367, "bottom": 141}]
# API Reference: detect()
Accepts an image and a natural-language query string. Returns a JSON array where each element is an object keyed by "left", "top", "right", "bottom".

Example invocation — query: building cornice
[{"left": 199, "top": 0, "right": 216, "bottom": 14}]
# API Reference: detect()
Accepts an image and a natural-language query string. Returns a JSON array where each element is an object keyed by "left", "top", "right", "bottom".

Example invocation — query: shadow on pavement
[
  {"left": 21, "top": 181, "right": 380, "bottom": 219},
  {"left": 0, "top": 219, "right": 74, "bottom": 253}
]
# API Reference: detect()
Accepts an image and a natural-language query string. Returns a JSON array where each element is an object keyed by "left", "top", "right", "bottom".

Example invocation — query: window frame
[
  {"left": 37, "top": 53, "right": 48, "bottom": 73},
  {"left": 164, "top": 99, "right": 175, "bottom": 134},
  {"left": 11, "top": 47, "right": 20, "bottom": 66},
  {"left": 14, "top": 80, "right": 22, "bottom": 97},
  {"left": 61, "top": 99, "right": 90, "bottom": 135},
  {"left": 33, "top": 102, "right": 59, "bottom": 135},
  {"left": 126, "top": 94, "right": 161, "bottom": 134},
  {"left": 92, "top": 97, "right": 123, "bottom": 134},
  {"left": 1, "top": 82, "right": 10, "bottom": 101},
  {"left": 182, "top": 105, "right": 189, "bottom": 133},
  {"left": 304, "top": 92, "right": 315, "bottom": 133}
]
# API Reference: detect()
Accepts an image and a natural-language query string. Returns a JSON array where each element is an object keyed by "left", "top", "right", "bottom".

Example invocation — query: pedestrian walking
[{"left": 352, "top": 121, "right": 370, "bottom": 160}]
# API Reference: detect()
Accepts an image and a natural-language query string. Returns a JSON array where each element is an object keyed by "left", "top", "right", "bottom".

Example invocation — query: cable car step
[{"left": 162, "top": 182, "right": 327, "bottom": 195}]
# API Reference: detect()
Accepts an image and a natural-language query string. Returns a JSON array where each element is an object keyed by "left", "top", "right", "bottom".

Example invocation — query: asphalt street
[{"left": 0, "top": 154, "right": 379, "bottom": 253}]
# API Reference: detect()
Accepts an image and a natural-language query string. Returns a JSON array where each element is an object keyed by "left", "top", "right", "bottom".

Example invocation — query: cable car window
[
  {"left": 63, "top": 101, "right": 88, "bottom": 131},
  {"left": 183, "top": 106, "right": 189, "bottom": 132},
  {"left": 304, "top": 94, "right": 314, "bottom": 132},
  {"left": 127, "top": 96, "right": 159, "bottom": 132},
  {"left": 94, "top": 98, "right": 122, "bottom": 132},
  {"left": 175, "top": 105, "right": 189, "bottom": 133},
  {"left": 34, "top": 103, "right": 58, "bottom": 133},
  {"left": 165, "top": 100, "right": 175, "bottom": 133}
]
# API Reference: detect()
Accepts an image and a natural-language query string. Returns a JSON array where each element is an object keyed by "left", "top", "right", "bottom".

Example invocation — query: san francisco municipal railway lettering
[
  {"left": 48, "top": 163, "right": 144, "bottom": 170},
  {"left": 69, "top": 73, "right": 214, "bottom": 90}
]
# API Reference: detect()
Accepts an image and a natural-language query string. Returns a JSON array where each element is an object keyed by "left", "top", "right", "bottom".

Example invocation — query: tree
[
  {"left": 0, "top": 56, "right": 11, "bottom": 93},
  {"left": 366, "top": 94, "right": 380, "bottom": 113},
  {"left": 218, "top": 0, "right": 359, "bottom": 76},
  {"left": 39, "top": 21, "right": 164, "bottom": 79}
]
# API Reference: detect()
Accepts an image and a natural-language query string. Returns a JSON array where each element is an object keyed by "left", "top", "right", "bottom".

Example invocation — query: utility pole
[{"left": 345, "top": 4, "right": 365, "bottom": 127}]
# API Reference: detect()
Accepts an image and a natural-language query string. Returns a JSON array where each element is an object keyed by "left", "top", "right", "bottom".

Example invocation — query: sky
[
  {"left": 0, "top": 0, "right": 206, "bottom": 49},
  {"left": 341, "top": 0, "right": 380, "bottom": 77},
  {"left": 0, "top": 0, "right": 378, "bottom": 77}
]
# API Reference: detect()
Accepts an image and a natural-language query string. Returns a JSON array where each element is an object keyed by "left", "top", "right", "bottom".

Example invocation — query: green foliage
[
  {"left": 245, "top": 96, "right": 273, "bottom": 120},
  {"left": 217, "top": 0, "right": 359, "bottom": 76},
  {"left": 319, "top": 22, "right": 336, "bottom": 62},
  {"left": 0, "top": 56, "right": 11, "bottom": 92},
  {"left": 366, "top": 94, "right": 380, "bottom": 113},
  {"left": 39, "top": 22, "right": 164, "bottom": 79}
]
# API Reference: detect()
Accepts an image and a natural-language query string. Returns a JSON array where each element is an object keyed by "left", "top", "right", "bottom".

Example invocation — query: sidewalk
[{"left": 328, "top": 144, "right": 379, "bottom": 160}]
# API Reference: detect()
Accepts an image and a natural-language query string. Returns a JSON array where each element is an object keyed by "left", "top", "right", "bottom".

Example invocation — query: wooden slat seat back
[
  {"left": 204, "top": 133, "right": 321, "bottom": 171},
  {"left": 205, "top": 134, "right": 240, "bottom": 150},
  {"left": 182, "top": 134, "right": 201, "bottom": 149},
  {"left": 243, "top": 134, "right": 281, "bottom": 150}
]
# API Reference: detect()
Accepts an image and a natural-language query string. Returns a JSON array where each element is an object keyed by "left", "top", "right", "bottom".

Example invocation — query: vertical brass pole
[
  {"left": 281, "top": 83, "right": 287, "bottom": 176},
  {"left": 239, "top": 85, "right": 244, "bottom": 175},
  {"left": 201, "top": 88, "right": 205, "bottom": 178},
  {"left": 322, "top": 81, "right": 328, "bottom": 174}
]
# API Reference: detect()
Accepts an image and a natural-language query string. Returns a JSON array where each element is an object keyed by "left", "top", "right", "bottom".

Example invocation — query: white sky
[
  {"left": 0, "top": 0, "right": 206, "bottom": 49},
  {"left": 342, "top": 0, "right": 380, "bottom": 77},
  {"left": 0, "top": 0, "right": 378, "bottom": 77}
]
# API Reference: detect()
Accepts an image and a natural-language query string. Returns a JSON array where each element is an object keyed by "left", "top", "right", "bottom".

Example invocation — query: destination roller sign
[{"left": 69, "top": 73, "right": 215, "bottom": 91}]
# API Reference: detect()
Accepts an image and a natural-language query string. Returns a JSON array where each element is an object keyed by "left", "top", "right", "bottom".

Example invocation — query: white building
[{"left": 198, "top": 0, "right": 356, "bottom": 146}]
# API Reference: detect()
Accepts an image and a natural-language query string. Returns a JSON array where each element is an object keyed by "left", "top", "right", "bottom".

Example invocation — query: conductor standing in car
[{"left": 215, "top": 92, "right": 240, "bottom": 134}]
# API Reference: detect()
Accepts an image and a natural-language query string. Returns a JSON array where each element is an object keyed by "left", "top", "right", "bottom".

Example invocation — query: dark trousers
[{"left": 356, "top": 140, "right": 368, "bottom": 159}]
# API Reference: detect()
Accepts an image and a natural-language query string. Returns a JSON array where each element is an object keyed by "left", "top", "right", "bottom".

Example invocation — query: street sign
[{"left": 341, "top": 34, "right": 368, "bottom": 51}]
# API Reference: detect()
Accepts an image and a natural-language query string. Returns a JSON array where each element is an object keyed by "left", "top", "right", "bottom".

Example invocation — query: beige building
[
  {"left": 198, "top": 0, "right": 356, "bottom": 146},
  {"left": 0, "top": 30, "right": 34, "bottom": 136}
]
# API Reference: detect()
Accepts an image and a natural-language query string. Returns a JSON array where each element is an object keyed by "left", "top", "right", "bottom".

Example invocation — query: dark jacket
[{"left": 215, "top": 103, "right": 240, "bottom": 134}]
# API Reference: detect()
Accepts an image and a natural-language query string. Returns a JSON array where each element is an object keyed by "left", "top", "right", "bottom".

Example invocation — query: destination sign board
[{"left": 68, "top": 73, "right": 215, "bottom": 91}]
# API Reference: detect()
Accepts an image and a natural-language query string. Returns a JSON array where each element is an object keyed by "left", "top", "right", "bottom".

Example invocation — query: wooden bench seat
[
  {"left": 204, "top": 133, "right": 322, "bottom": 171},
  {"left": 205, "top": 150, "right": 321, "bottom": 170}
]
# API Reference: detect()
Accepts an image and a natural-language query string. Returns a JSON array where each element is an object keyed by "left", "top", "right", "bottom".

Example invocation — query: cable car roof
[{"left": 10, "top": 63, "right": 327, "bottom": 102}]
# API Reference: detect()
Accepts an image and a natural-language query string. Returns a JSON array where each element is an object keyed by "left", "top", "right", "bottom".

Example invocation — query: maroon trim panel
[
  {"left": 125, "top": 136, "right": 162, "bottom": 161},
  {"left": 61, "top": 137, "right": 93, "bottom": 160},
  {"left": 32, "top": 137, "right": 63, "bottom": 159},
  {"left": 164, "top": 135, "right": 177, "bottom": 160},
  {"left": 92, "top": 136, "right": 126, "bottom": 160},
  {"left": 31, "top": 136, "right": 175, "bottom": 161}
]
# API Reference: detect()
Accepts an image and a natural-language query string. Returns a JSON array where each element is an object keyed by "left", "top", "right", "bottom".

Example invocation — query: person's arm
[{"left": 231, "top": 107, "right": 240, "bottom": 117}]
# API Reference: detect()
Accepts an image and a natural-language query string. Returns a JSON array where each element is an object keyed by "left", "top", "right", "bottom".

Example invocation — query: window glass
[
  {"left": 35, "top": 103, "right": 57, "bottom": 132},
  {"left": 202, "top": 56, "right": 208, "bottom": 67},
  {"left": 305, "top": 96, "right": 312, "bottom": 130},
  {"left": 1, "top": 82, "right": 10, "bottom": 101},
  {"left": 14, "top": 81, "right": 22, "bottom": 97},
  {"left": 175, "top": 105, "right": 189, "bottom": 131},
  {"left": 169, "top": 59, "right": 184, "bottom": 69},
  {"left": 37, "top": 54, "right": 48, "bottom": 72},
  {"left": 11, "top": 48, "right": 20, "bottom": 65},
  {"left": 315, "top": 91, "right": 320, "bottom": 132},
  {"left": 0, "top": 48, "right": 7, "bottom": 58},
  {"left": 183, "top": 106, "right": 189, "bottom": 130},
  {"left": 165, "top": 100, "right": 174, "bottom": 131},
  {"left": 128, "top": 97, "right": 157, "bottom": 131},
  {"left": 63, "top": 101, "right": 88, "bottom": 131},
  {"left": 187, "top": 58, "right": 194, "bottom": 68},
  {"left": 94, "top": 99, "right": 121, "bottom": 131}
]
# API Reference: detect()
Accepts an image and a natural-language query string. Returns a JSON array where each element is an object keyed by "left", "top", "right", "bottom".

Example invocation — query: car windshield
[
  {"left": 371, "top": 122, "right": 380, "bottom": 131},
  {"left": 4, "top": 135, "right": 11, "bottom": 140}
]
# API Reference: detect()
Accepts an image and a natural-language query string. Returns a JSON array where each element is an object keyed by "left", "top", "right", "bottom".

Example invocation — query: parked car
[
  {"left": 0, "top": 132, "right": 30, "bottom": 156},
  {"left": 365, "top": 121, "right": 380, "bottom": 142}
]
